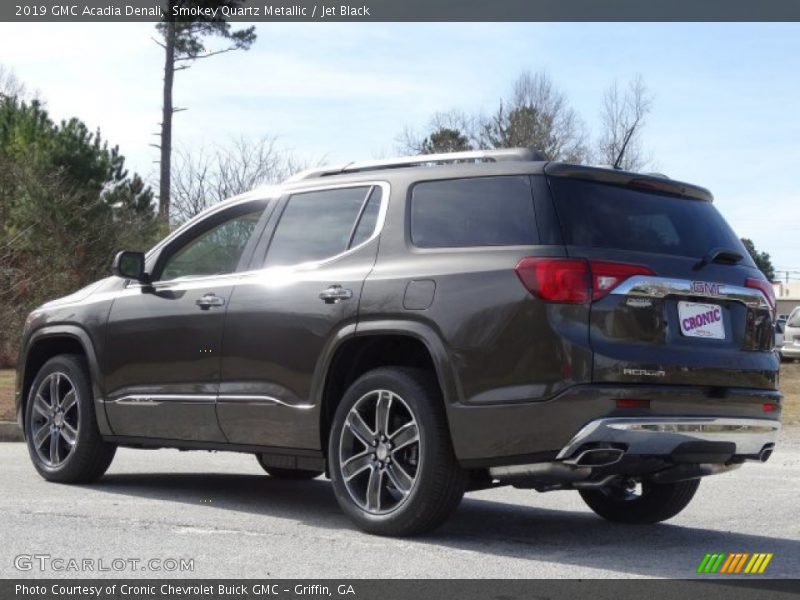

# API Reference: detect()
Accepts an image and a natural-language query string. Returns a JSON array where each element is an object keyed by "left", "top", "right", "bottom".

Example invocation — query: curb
[{"left": 0, "top": 421, "right": 23, "bottom": 442}]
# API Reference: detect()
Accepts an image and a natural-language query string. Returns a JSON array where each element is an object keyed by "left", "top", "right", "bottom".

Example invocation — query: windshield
[{"left": 548, "top": 177, "right": 752, "bottom": 263}]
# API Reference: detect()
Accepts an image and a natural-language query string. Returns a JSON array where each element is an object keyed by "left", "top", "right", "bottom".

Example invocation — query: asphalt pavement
[{"left": 1, "top": 433, "right": 799, "bottom": 579}]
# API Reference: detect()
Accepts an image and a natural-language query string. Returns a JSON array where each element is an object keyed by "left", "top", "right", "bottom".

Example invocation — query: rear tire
[
  {"left": 24, "top": 355, "right": 116, "bottom": 483},
  {"left": 255, "top": 456, "right": 322, "bottom": 480},
  {"left": 579, "top": 477, "right": 700, "bottom": 524},
  {"left": 329, "top": 367, "right": 465, "bottom": 536}
]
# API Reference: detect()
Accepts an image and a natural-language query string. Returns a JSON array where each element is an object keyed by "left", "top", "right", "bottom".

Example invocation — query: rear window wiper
[{"left": 693, "top": 247, "right": 744, "bottom": 270}]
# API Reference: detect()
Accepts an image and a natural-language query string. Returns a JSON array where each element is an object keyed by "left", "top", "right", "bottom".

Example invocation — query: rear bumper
[
  {"left": 556, "top": 417, "right": 779, "bottom": 461},
  {"left": 449, "top": 383, "right": 781, "bottom": 467}
]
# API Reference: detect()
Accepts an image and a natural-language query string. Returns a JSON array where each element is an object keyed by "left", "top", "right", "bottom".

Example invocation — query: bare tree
[
  {"left": 597, "top": 75, "right": 653, "bottom": 171},
  {"left": 170, "top": 135, "right": 309, "bottom": 224},
  {"left": 481, "top": 70, "right": 588, "bottom": 162}
]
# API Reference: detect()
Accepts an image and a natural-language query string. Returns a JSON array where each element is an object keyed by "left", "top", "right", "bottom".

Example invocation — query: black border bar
[{"left": 4, "top": 0, "right": 800, "bottom": 22}]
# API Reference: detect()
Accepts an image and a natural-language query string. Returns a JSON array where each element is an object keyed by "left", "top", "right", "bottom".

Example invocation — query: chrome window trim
[{"left": 610, "top": 275, "right": 771, "bottom": 310}]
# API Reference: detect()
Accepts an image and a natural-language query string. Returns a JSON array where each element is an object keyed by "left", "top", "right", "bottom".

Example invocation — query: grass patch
[
  {"left": 0, "top": 369, "right": 16, "bottom": 421},
  {"left": 0, "top": 363, "right": 799, "bottom": 425}
]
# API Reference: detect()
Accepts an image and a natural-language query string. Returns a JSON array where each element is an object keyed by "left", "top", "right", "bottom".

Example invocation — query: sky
[{"left": 0, "top": 22, "right": 798, "bottom": 275}]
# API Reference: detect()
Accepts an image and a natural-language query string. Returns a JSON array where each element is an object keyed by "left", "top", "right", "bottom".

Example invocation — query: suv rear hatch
[{"left": 545, "top": 165, "right": 777, "bottom": 390}]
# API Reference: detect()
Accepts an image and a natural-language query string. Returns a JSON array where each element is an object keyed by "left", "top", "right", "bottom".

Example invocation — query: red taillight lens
[
  {"left": 515, "top": 258, "right": 590, "bottom": 303},
  {"left": 515, "top": 258, "right": 654, "bottom": 304},
  {"left": 745, "top": 277, "right": 776, "bottom": 317},
  {"left": 763, "top": 403, "right": 777, "bottom": 413},
  {"left": 590, "top": 261, "right": 655, "bottom": 301}
]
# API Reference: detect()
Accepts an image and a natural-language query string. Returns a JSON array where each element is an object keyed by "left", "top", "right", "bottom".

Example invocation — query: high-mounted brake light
[
  {"left": 515, "top": 258, "right": 654, "bottom": 304},
  {"left": 745, "top": 277, "right": 776, "bottom": 317}
]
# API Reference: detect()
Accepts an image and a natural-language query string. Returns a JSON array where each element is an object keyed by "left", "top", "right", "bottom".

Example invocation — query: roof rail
[{"left": 286, "top": 148, "right": 546, "bottom": 182}]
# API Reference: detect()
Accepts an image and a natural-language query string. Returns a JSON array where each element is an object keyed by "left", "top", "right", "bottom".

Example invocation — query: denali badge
[
  {"left": 691, "top": 281, "right": 723, "bottom": 296},
  {"left": 623, "top": 368, "right": 666, "bottom": 377}
]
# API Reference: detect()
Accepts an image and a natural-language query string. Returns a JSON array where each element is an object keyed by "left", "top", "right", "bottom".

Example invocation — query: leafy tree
[
  {"left": 0, "top": 95, "right": 156, "bottom": 365},
  {"left": 740, "top": 238, "right": 775, "bottom": 281},
  {"left": 155, "top": 2, "right": 257, "bottom": 222}
]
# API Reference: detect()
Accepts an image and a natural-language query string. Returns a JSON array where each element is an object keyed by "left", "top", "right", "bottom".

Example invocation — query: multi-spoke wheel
[
  {"left": 329, "top": 367, "right": 465, "bottom": 536},
  {"left": 339, "top": 389, "right": 420, "bottom": 514},
  {"left": 30, "top": 372, "right": 80, "bottom": 467},
  {"left": 25, "top": 355, "right": 116, "bottom": 483},
  {"left": 579, "top": 477, "right": 700, "bottom": 524}
]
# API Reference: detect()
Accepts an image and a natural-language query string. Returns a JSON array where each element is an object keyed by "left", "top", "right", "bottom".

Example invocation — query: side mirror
[{"left": 111, "top": 251, "right": 149, "bottom": 283}]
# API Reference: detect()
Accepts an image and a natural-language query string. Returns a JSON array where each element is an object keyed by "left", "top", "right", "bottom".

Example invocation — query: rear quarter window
[{"left": 410, "top": 176, "right": 538, "bottom": 248}]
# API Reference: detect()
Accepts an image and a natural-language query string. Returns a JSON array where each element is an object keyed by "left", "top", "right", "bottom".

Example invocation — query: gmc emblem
[{"left": 691, "top": 281, "right": 722, "bottom": 296}]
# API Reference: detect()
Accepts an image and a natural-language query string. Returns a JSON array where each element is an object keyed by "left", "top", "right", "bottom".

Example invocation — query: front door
[{"left": 103, "top": 201, "right": 268, "bottom": 441}]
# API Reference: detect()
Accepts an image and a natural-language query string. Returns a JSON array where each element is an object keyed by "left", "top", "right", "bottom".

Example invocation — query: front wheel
[
  {"left": 24, "top": 354, "right": 116, "bottom": 483},
  {"left": 579, "top": 477, "right": 700, "bottom": 524},
  {"left": 329, "top": 367, "right": 465, "bottom": 536}
]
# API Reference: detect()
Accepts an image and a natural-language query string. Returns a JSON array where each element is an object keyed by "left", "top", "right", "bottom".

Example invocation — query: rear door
[
  {"left": 216, "top": 183, "right": 386, "bottom": 449},
  {"left": 546, "top": 172, "right": 777, "bottom": 390}
]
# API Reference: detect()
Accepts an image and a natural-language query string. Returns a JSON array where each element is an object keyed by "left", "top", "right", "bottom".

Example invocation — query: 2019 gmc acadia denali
[{"left": 15, "top": 148, "right": 781, "bottom": 536}]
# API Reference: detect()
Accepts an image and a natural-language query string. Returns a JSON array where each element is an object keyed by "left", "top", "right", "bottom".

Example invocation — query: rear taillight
[
  {"left": 745, "top": 277, "right": 776, "bottom": 318},
  {"left": 515, "top": 258, "right": 654, "bottom": 304},
  {"left": 590, "top": 261, "right": 655, "bottom": 301}
]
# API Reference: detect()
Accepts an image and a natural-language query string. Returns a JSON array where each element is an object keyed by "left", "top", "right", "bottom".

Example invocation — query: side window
[
  {"left": 159, "top": 208, "right": 263, "bottom": 281},
  {"left": 349, "top": 186, "right": 382, "bottom": 248},
  {"left": 410, "top": 176, "right": 537, "bottom": 248},
  {"left": 265, "top": 186, "right": 372, "bottom": 267}
]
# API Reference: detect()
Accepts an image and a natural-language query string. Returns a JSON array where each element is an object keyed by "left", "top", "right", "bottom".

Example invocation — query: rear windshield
[
  {"left": 411, "top": 176, "right": 537, "bottom": 248},
  {"left": 548, "top": 178, "right": 748, "bottom": 260}
]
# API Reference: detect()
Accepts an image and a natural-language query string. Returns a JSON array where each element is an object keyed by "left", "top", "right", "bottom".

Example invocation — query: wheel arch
[
  {"left": 18, "top": 325, "right": 111, "bottom": 436},
  {"left": 316, "top": 320, "right": 460, "bottom": 455}
]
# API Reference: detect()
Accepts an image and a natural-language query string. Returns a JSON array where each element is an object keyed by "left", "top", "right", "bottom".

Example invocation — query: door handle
[
  {"left": 319, "top": 285, "right": 353, "bottom": 304},
  {"left": 195, "top": 293, "right": 226, "bottom": 310}
]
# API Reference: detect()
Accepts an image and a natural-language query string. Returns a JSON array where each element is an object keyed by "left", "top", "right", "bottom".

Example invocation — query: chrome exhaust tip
[
  {"left": 759, "top": 443, "right": 775, "bottom": 463},
  {"left": 563, "top": 447, "right": 626, "bottom": 467}
]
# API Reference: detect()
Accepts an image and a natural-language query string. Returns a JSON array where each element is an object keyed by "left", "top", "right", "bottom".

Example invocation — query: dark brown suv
[{"left": 16, "top": 149, "right": 781, "bottom": 536}]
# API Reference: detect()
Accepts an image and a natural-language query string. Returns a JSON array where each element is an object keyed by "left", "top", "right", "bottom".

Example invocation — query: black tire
[
  {"left": 579, "top": 477, "right": 700, "bottom": 524},
  {"left": 24, "top": 355, "right": 116, "bottom": 483},
  {"left": 255, "top": 456, "right": 322, "bottom": 480},
  {"left": 329, "top": 367, "right": 466, "bottom": 536}
]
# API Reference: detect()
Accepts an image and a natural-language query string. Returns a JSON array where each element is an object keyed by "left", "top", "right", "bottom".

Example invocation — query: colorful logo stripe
[{"left": 697, "top": 553, "right": 773, "bottom": 574}]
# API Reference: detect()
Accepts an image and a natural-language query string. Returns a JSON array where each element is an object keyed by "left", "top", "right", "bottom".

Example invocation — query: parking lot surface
[{"left": 1, "top": 435, "right": 799, "bottom": 579}]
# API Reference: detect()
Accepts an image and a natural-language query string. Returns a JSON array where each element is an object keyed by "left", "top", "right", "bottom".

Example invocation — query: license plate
[{"left": 678, "top": 301, "right": 725, "bottom": 339}]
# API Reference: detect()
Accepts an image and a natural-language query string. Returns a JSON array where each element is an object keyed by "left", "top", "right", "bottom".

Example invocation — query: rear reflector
[
  {"left": 515, "top": 258, "right": 654, "bottom": 304},
  {"left": 616, "top": 399, "right": 651, "bottom": 409},
  {"left": 745, "top": 277, "right": 777, "bottom": 317},
  {"left": 763, "top": 403, "right": 777, "bottom": 413}
]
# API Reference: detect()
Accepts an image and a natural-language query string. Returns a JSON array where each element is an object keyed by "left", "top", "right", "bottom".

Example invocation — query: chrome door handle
[
  {"left": 195, "top": 293, "right": 225, "bottom": 309},
  {"left": 319, "top": 285, "right": 353, "bottom": 304}
]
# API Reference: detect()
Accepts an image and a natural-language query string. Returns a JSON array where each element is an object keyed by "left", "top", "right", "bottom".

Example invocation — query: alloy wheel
[
  {"left": 29, "top": 372, "right": 80, "bottom": 467},
  {"left": 338, "top": 389, "right": 421, "bottom": 515}
]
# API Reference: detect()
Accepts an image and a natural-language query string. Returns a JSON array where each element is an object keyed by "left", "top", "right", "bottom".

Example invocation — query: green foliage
[
  {"left": 0, "top": 95, "right": 157, "bottom": 365},
  {"left": 157, "top": 1, "right": 256, "bottom": 60},
  {"left": 420, "top": 128, "right": 473, "bottom": 154},
  {"left": 740, "top": 238, "right": 775, "bottom": 281}
]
